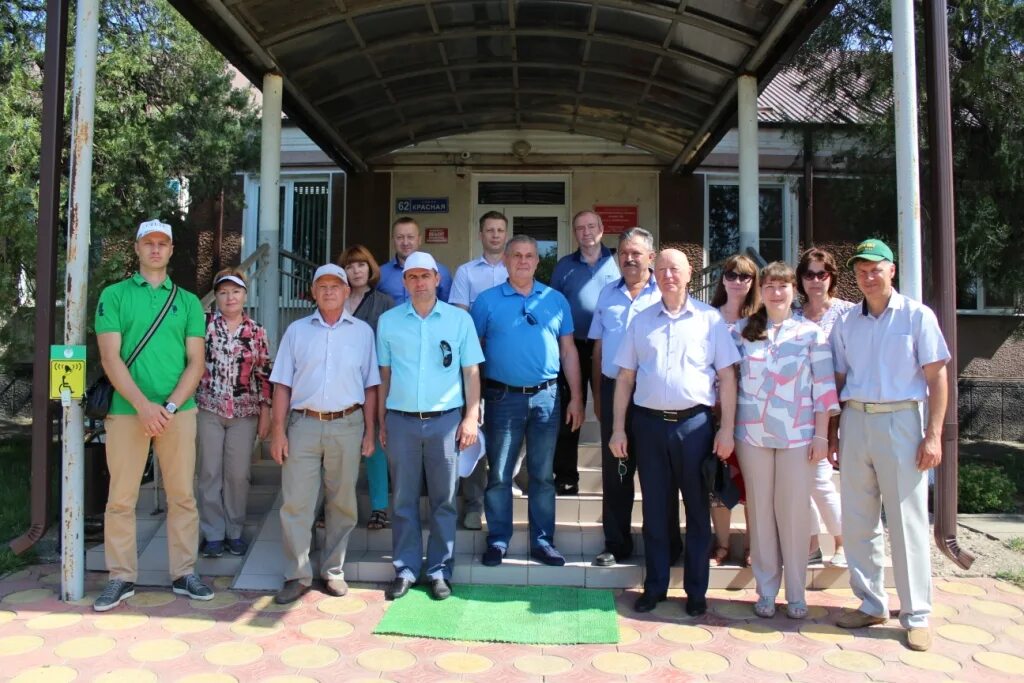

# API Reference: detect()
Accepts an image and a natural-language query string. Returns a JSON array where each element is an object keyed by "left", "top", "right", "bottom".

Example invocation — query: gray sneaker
[
  {"left": 172, "top": 574, "right": 214, "bottom": 601},
  {"left": 94, "top": 579, "right": 135, "bottom": 612}
]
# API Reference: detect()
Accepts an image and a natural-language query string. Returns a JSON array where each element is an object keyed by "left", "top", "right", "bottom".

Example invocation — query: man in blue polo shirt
[
  {"left": 549, "top": 210, "right": 620, "bottom": 495},
  {"left": 378, "top": 217, "right": 452, "bottom": 305},
  {"left": 471, "top": 235, "right": 584, "bottom": 567},
  {"left": 377, "top": 252, "right": 483, "bottom": 601}
]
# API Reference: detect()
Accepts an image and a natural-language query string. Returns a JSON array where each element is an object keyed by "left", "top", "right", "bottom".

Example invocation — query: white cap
[
  {"left": 214, "top": 274, "right": 247, "bottom": 290},
  {"left": 402, "top": 251, "right": 438, "bottom": 273},
  {"left": 312, "top": 263, "right": 348, "bottom": 284},
  {"left": 136, "top": 219, "right": 173, "bottom": 241}
]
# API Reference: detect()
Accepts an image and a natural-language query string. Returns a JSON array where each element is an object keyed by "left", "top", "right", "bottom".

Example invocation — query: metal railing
[{"left": 691, "top": 246, "right": 767, "bottom": 304}]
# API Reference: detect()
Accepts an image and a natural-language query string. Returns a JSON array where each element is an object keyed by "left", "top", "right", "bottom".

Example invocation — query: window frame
[{"left": 702, "top": 173, "right": 799, "bottom": 267}]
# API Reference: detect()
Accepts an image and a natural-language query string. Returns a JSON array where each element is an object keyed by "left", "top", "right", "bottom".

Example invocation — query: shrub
[{"left": 958, "top": 463, "right": 1017, "bottom": 514}]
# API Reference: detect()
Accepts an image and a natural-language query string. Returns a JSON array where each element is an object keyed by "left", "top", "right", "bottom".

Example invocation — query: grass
[
  {"left": 996, "top": 569, "right": 1024, "bottom": 590},
  {"left": 1007, "top": 537, "right": 1024, "bottom": 554},
  {"left": 0, "top": 437, "right": 37, "bottom": 576}
]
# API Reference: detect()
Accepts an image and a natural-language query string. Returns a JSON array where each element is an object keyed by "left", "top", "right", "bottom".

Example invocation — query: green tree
[{"left": 793, "top": 0, "right": 1024, "bottom": 308}]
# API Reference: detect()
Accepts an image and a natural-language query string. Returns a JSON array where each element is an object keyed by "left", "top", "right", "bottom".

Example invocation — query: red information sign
[
  {"left": 593, "top": 205, "right": 639, "bottom": 234},
  {"left": 424, "top": 227, "right": 449, "bottom": 244}
]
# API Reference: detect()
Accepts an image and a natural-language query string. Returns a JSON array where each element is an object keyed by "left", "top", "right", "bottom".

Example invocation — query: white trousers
[
  {"left": 810, "top": 458, "right": 843, "bottom": 537},
  {"left": 839, "top": 406, "right": 931, "bottom": 628}
]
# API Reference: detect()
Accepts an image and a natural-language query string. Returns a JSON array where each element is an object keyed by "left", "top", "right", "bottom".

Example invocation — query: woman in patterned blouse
[
  {"left": 195, "top": 268, "right": 272, "bottom": 558},
  {"left": 733, "top": 261, "right": 840, "bottom": 620}
]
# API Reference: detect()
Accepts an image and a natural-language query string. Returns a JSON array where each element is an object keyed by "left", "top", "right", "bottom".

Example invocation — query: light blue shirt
[
  {"left": 614, "top": 297, "right": 740, "bottom": 411},
  {"left": 830, "top": 290, "right": 950, "bottom": 403},
  {"left": 470, "top": 281, "right": 574, "bottom": 386},
  {"left": 379, "top": 256, "right": 452, "bottom": 306},
  {"left": 449, "top": 256, "right": 509, "bottom": 308},
  {"left": 376, "top": 300, "right": 484, "bottom": 412},
  {"left": 587, "top": 274, "right": 661, "bottom": 378},
  {"left": 550, "top": 246, "right": 620, "bottom": 340},
  {"left": 270, "top": 309, "right": 380, "bottom": 411}
]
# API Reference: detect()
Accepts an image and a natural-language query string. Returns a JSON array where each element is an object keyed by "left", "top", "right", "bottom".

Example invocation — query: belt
[
  {"left": 389, "top": 407, "right": 459, "bottom": 420},
  {"left": 635, "top": 404, "right": 708, "bottom": 422},
  {"left": 297, "top": 405, "right": 361, "bottom": 421},
  {"left": 486, "top": 378, "right": 556, "bottom": 395},
  {"left": 845, "top": 399, "right": 919, "bottom": 414}
]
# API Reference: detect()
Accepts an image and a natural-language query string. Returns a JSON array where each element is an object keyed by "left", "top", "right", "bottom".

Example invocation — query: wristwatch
[{"left": 165, "top": 401, "right": 178, "bottom": 414}]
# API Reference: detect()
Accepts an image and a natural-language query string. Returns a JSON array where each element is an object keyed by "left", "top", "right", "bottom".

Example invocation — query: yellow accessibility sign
[{"left": 50, "top": 345, "right": 87, "bottom": 400}]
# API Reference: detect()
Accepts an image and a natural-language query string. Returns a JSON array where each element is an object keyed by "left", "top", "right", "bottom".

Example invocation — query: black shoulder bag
[{"left": 85, "top": 284, "right": 179, "bottom": 419}]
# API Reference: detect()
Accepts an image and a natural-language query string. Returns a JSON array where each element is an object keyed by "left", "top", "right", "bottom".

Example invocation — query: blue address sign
[{"left": 395, "top": 197, "right": 449, "bottom": 214}]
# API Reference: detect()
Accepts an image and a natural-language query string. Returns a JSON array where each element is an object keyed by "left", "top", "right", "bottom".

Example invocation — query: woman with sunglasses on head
[
  {"left": 733, "top": 261, "right": 840, "bottom": 619},
  {"left": 707, "top": 254, "right": 760, "bottom": 567},
  {"left": 339, "top": 245, "right": 395, "bottom": 531},
  {"left": 794, "top": 248, "right": 854, "bottom": 569}
]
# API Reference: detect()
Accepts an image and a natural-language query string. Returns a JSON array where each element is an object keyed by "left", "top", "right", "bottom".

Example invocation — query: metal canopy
[{"left": 170, "top": 0, "right": 838, "bottom": 172}]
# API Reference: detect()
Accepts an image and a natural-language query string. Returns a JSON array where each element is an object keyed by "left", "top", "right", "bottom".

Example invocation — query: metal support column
[
  {"left": 892, "top": 0, "right": 923, "bottom": 301},
  {"left": 737, "top": 74, "right": 759, "bottom": 254},
  {"left": 61, "top": 0, "right": 100, "bottom": 602},
  {"left": 258, "top": 73, "right": 283, "bottom": 351}
]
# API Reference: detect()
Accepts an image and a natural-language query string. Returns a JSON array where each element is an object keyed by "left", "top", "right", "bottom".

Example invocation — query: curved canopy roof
[{"left": 171, "top": 0, "right": 837, "bottom": 172}]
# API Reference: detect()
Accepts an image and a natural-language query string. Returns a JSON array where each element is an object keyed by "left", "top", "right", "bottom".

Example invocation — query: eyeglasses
[
  {"left": 523, "top": 303, "right": 537, "bottom": 326},
  {"left": 801, "top": 271, "right": 831, "bottom": 282},
  {"left": 439, "top": 340, "right": 452, "bottom": 368},
  {"left": 723, "top": 271, "right": 753, "bottom": 283}
]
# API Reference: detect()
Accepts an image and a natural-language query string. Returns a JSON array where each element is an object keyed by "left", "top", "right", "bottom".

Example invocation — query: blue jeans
[{"left": 483, "top": 383, "right": 559, "bottom": 551}]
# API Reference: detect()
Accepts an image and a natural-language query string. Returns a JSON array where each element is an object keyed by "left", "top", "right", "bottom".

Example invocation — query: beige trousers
[
  {"left": 736, "top": 441, "right": 814, "bottom": 605},
  {"left": 104, "top": 409, "right": 199, "bottom": 582}
]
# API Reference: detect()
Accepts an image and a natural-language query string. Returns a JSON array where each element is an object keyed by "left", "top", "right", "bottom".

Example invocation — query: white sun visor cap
[
  {"left": 214, "top": 274, "right": 247, "bottom": 290},
  {"left": 136, "top": 219, "right": 172, "bottom": 241},
  {"left": 402, "top": 251, "right": 439, "bottom": 273},
  {"left": 312, "top": 263, "right": 349, "bottom": 284}
]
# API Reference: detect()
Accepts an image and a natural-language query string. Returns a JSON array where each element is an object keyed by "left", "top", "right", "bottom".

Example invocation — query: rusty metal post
[
  {"left": 61, "top": 0, "right": 100, "bottom": 601},
  {"left": 891, "top": 0, "right": 923, "bottom": 301},
  {"left": 924, "top": 0, "right": 973, "bottom": 570}
]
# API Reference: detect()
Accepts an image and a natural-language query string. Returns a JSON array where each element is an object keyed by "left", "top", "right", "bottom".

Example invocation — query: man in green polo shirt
[{"left": 93, "top": 219, "right": 212, "bottom": 611}]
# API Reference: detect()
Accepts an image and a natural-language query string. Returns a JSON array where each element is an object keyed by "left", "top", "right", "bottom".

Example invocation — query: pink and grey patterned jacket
[{"left": 195, "top": 312, "right": 271, "bottom": 419}]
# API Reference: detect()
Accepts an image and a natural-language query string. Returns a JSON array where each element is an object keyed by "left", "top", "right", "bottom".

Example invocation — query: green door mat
[{"left": 374, "top": 584, "right": 620, "bottom": 645}]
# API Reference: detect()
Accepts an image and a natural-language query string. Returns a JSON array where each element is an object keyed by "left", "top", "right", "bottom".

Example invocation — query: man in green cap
[{"left": 828, "top": 238, "right": 950, "bottom": 652}]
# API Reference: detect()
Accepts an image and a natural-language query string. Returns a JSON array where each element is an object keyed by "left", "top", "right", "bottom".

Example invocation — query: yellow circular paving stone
[
  {"left": 658, "top": 624, "right": 713, "bottom": 644},
  {"left": 591, "top": 652, "right": 651, "bottom": 675},
  {"left": 971, "top": 600, "right": 1023, "bottom": 618},
  {"left": 67, "top": 593, "right": 100, "bottom": 608},
  {"left": 707, "top": 589, "right": 746, "bottom": 600},
  {"left": 281, "top": 644, "right": 340, "bottom": 669},
  {"left": 935, "top": 581, "right": 986, "bottom": 597},
  {"left": 355, "top": 648, "right": 415, "bottom": 672},
  {"left": 975, "top": 652, "right": 1024, "bottom": 675},
  {"left": 800, "top": 623, "right": 854, "bottom": 644},
  {"left": 39, "top": 573, "right": 60, "bottom": 586},
  {"left": 178, "top": 676, "right": 237, "bottom": 683},
  {"left": 2, "top": 589, "right": 53, "bottom": 605},
  {"left": 806, "top": 605, "right": 829, "bottom": 619},
  {"left": 937, "top": 624, "right": 995, "bottom": 645},
  {"left": 0, "top": 635, "right": 45, "bottom": 657},
  {"left": 160, "top": 614, "right": 216, "bottom": 634},
  {"left": 713, "top": 601, "right": 756, "bottom": 620},
  {"left": 5, "top": 570, "right": 31, "bottom": 581},
  {"left": 1005, "top": 624, "right": 1024, "bottom": 643},
  {"left": 213, "top": 577, "right": 233, "bottom": 590},
  {"left": 930, "top": 602, "right": 958, "bottom": 619},
  {"left": 229, "top": 617, "right": 284, "bottom": 638},
  {"left": 316, "top": 596, "right": 366, "bottom": 615},
  {"left": 824, "top": 650, "right": 884, "bottom": 673},
  {"left": 747, "top": 650, "right": 806, "bottom": 674},
  {"left": 729, "top": 623, "right": 783, "bottom": 644},
  {"left": 129, "top": 638, "right": 190, "bottom": 662},
  {"left": 205, "top": 642, "right": 263, "bottom": 667},
  {"left": 618, "top": 626, "right": 641, "bottom": 645},
  {"left": 190, "top": 592, "right": 238, "bottom": 610},
  {"left": 299, "top": 619, "right": 353, "bottom": 639},
  {"left": 55, "top": 636, "right": 116, "bottom": 659},
  {"left": 259, "top": 678, "right": 320, "bottom": 683},
  {"left": 126, "top": 592, "right": 176, "bottom": 608},
  {"left": 670, "top": 651, "right": 730, "bottom": 675},
  {"left": 514, "top": 655, "right": 573, "bottom": 676},
  {"left": 995, "top": 581, "right": 1024, "bottom": 596},
  {"left": 94, "top": 670, "right": 159, "bottom": 683},
  {"left": 0, "top": 610, "right": 15, "bottom": 625},
  {"left": 652, "top": 601, "right": 685, "bottom": 620},
  {"left": 435, "top": 653, "right": 493, "bottom": 674},
  {"left": 824, "top": 588, "right": 856, "bottom": 598},
  {"left": 10, "top": 665, "right": 78, "bottom": 683},
  {"left": 899, "top": 651, "right": 961, "bottom": 673},
  {"left": 250, "top": 595, "right": 301, "bottom": 613},
  {"left": 94, "top": 612, "right": 149, "bottom": 631},
  {"left": 25, "top": 613, "right": 83, "bottom": 630}
]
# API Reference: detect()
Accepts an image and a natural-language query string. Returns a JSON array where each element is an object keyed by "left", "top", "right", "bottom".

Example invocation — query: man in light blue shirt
[
  {"left": 377, "top": 252, "right": 483, "bottom": 601},
  {"left": 471, "top": 235, "right": 584, "bottom": 568},
  {"left": 829, "top": 239, "right": 950, "bottom": 652},
  {"left": 378, "top": 217, "right": 453, "bottom": 305},
  {"left": 549, "top": 210, "right": 620, "bottom": 494}
]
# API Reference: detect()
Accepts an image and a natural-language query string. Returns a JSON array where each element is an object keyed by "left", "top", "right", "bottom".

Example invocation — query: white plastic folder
[{"left": 457, "top": 431, "right": 486, "bottom": 478}]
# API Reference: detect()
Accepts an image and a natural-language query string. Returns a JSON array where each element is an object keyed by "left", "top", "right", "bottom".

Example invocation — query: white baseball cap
[
  {"left": 312, "top": 263, "right": 348, "bottom": 284},
  {"left": 402, "top": 251, "right": 438, "bottom": 273},
  {"left": 136, "top": 219, "right": 173, "bottom": 241}
]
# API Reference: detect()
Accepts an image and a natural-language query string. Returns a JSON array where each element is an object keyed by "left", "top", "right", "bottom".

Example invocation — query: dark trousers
[
  {"left": 554, "top": 338, "right": 593, "bottom": 488},
  {"left": 633, "top": 407, "right": 713, "bottom": 599}
]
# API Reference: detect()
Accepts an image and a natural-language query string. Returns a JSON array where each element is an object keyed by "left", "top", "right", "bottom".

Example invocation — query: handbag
[{"left": 84, "top": 284, "right": 179, "bottom": 419}]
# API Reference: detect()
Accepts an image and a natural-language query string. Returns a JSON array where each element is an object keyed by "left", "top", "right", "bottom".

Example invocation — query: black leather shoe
[
  {"left": 634, "top": 592, "right": 666, "bottom": 613},
  {"left": 531, "top": 545, "right": 566, "bottom": 566},
  {"left": 482, "top": 545, "right": 505, "bottom": 567},
  {"left": 593, "top": 551, "right": 616, "bottom": 567},
  {"left": 385, "top": 577, "right": 414, "bottom": 601},
  {"left": 686, "top": 599, "right": 708, "bottom": 616},
  {"left": 430, "top": 578, "right": 452, "bottom": 600}
]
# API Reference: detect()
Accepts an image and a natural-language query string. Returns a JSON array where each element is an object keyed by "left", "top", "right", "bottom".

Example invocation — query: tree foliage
[{"left": 793, "top": 0, "right": 1024, "bottom": 306}]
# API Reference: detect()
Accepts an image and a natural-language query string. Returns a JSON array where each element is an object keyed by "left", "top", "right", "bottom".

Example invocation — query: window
[
  {"left": 704, "top": 177, "right": 794, "bottom": 265},
  {"left": 958, "top": 276, "right": 1020, "bottom": 314}
]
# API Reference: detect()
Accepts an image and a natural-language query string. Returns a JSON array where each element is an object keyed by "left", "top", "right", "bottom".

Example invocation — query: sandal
[
  {"left": 786, "top": 601, "right": 808, "bottom": 619},
  {"left": 742, "top": 548, "right": 751, "bottom": 568},
  {"left": 710, "top": 546, "right": 729, "bottom": 566},
  {"left": 754, "top": 596, "right": 777, "bottom": 618},
  {"left": 367, "top": 509, "right": 389, "bottom": 530}
]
